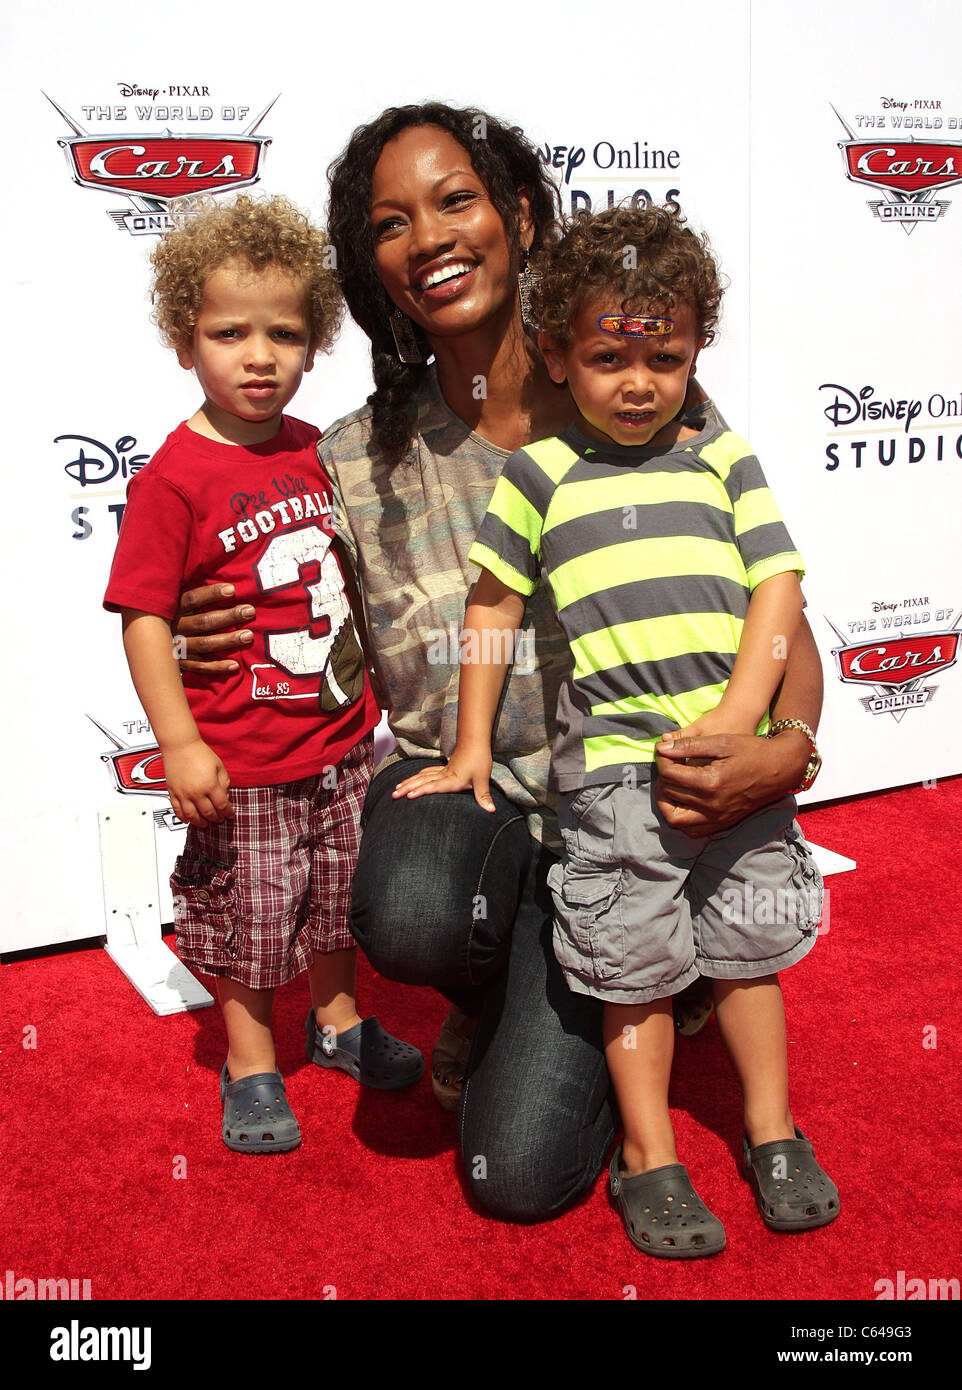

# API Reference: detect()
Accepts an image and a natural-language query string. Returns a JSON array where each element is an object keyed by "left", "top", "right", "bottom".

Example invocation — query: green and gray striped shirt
[{"left": 469, "top": 419, "right": 804, "bottom": 791}]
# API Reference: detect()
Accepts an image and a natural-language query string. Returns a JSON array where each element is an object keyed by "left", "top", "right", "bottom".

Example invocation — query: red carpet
[{"left": 2, "top": 776, "right": 960, "bottom": 1301}]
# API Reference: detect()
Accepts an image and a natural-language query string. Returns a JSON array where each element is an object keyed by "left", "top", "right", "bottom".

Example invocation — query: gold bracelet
[{"left": 767, "top": 718, "right": 822, "bottom": 794}]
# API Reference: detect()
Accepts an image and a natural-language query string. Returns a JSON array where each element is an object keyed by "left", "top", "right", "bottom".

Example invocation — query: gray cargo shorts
[{"left": 548, "top": 780, "right": 823, "bottom": 1005}]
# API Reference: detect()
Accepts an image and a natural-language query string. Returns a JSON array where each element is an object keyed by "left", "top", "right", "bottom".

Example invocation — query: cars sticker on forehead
[{"left": 597, "top": 314, "right": 674, "bottom": 337}]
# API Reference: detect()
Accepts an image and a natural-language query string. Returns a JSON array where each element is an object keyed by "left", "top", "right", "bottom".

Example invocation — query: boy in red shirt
[{"left": 105, "top": 196, "right": 423, "bottom": 1153}]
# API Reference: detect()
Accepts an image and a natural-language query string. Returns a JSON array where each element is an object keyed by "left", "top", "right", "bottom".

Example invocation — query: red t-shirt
[{"left": 104, "top": 416, "right": 379, "bottom": 787}]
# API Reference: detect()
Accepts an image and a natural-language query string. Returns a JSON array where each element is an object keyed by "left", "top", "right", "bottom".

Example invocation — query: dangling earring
[
  {"left": 390, "top": 309, "right": 422, "bottom": 364},
  {"left": 518, "top": 248, "right": 539, "bottom": 330}
]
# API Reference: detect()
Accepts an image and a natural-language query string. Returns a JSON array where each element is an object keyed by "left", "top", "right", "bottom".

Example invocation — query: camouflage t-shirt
[{"left": 318, "top": 367, "right": 572, "bottom": 850}]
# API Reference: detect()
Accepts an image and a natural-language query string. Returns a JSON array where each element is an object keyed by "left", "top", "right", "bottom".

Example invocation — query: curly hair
[
  {"left": 326, "top": 103, "right": 561, "bottom": 465},
  {"left": 530, "top": 205, "right": 724, "bottom": 348},
  {"left": 150, "top": 194, "right": 343, "bottom": 354}
]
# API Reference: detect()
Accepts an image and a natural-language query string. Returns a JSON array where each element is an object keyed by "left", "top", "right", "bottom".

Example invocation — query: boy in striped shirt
[{"left": 395, "top": 207, "right": 838, "bottom": 1257}]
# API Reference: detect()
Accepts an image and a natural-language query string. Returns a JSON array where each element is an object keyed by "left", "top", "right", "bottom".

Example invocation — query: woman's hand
[
  {"left": 654, "top": 729, "right": 810, "bottom": 836},
  {"left": 162, "top": 739, "right": 234, "bottom": 828},
  {"left": 392, "top": 746, "right": 495, "bottom": 811},
  {"left": 172, "top": 584, "right": 255, "bottom": 675},
  {"left": 671, "top": 704, "right": 759, "bottom": 758}
]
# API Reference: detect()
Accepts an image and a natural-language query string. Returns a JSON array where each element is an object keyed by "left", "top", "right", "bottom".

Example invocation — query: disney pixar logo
[
  {"left": 46, "top": 92, "right": 275, "bottom": 236},
  {"left": 833, "top": 106, "right": 960, "bottom": 233}
]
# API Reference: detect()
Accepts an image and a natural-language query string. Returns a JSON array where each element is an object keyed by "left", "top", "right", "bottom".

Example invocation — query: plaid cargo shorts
[{"left": 170, "top": 734, "right": 373, "bottom": 990}]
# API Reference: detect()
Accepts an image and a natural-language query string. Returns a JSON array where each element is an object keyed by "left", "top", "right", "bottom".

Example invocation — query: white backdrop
[{"left": 2, "top": 0, "right": 959, "bottom": 952}]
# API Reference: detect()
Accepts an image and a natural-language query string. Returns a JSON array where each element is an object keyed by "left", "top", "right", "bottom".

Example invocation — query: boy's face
[
  {"left": 540, "top": 296, "right": 706, "bottom": 449},
  {"left": 178, "top": 257, "right": 315, "bottom": 446}
]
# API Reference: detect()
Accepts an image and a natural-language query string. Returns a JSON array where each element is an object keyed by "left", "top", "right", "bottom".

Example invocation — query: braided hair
[{"left": 326, "top": 103, "right": 560, "bottom": 465}]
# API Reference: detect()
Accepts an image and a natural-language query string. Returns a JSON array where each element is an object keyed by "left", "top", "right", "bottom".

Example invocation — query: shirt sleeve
[
  {"left": 317, "top": 433, "right": 359, "bottom": 568},
  {"left": 467, "top": 450, "right": 547, "bottom": 597},
  {"left": 723, "top": 441, "right": 805, "bottom": 590},
  {"left": 103, "top": 469, "right": 194, "bottom": 619}
]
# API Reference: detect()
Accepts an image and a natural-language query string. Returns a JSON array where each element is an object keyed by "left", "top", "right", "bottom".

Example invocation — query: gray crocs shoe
[
  {"left": 220, "top": 1065, "right": 301, "bottom": 1154},
  {"left": 609, "top": 1149, "right": 726, "bottom": 1259},
  {"left": 305, "top": 1011, "right": 425, "bottom": 1090},
  {"left": 743, "top": 1126, "right": 840, "bottom": 1231}
]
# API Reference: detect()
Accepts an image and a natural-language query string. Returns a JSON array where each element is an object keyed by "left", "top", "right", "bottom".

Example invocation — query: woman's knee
[
  {"left": 350, "top": 762, "right": 530, "bottom": 986},
  {"left": 461, "top": 1127, "right": 602, "bottom": 1222},
  {"left": 459, "top": 1017, "right": 617, "bottom": 1221}
]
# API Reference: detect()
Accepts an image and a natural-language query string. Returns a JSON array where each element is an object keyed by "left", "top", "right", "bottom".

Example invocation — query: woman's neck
[{"left": 430, "top": 306, "right": 574, "bottom": 453}]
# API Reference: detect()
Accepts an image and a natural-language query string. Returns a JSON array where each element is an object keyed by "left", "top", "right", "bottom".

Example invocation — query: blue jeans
[{"left": 350, "top": 758, "right": 617, "bottom": 1221}]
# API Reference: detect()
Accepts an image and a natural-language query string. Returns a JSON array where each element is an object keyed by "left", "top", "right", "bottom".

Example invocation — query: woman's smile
[{"left": 415, "top": 257, "right": 479, "bottom": 300}]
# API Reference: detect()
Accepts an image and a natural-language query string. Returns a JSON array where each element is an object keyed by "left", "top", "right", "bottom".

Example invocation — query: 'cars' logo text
[
  {"left": 47, "top": 92, "right": 274, "bottom": 235},
  {"left": 833, "top": 105, "right": 959, "bottom": 231},
  {"left": 828, "top": 620, "right": 960, "bottom": 720}
]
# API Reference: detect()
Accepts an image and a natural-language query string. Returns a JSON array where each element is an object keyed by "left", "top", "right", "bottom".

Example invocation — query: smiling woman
[{"left": 174, "top": 103, "right": 825, "bottom": 1222}]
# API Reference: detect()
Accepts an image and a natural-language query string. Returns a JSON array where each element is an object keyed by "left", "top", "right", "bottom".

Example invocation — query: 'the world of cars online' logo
[
  {"left": 833, "top": 99, "right": 961, "bottom": 232},
  {"left": 827, "top": 602, "right": 961, "bottom": 721},
  {"left": 89, "top": 716, "right": 181, "bottom": 831},
  {"left": 46, "top": 88, "right": 275, "bottom": 236}
]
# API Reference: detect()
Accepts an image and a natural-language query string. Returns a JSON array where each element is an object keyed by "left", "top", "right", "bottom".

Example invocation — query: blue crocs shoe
[
  {"left": 220, "top": 1065, "right": 301, "bottom": 1153},
  {"left": 305, "top": 1011, "right": 424, "bottom": 1090}
]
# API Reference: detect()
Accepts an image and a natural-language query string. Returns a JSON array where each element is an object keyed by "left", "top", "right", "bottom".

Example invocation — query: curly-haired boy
[
  {"left": 396, "top": 205, "right": 837, "bottom": 1254},
  {"left": 105, "top": 195, "right": 423, "bottom": 1153}
]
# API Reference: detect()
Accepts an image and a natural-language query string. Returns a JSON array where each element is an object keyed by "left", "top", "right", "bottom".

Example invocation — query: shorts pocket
[
  {"left": 784, "top": 823, "right": 824, "bottom": 936},
  {"left": 549, "top": 859, "right": 626, "bottom": 983},
  {"left": 170, "top": 847, "right": 236, "bottom": 965}
]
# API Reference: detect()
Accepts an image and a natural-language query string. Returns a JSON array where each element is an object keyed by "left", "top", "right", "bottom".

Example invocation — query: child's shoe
[
  {"left": 743, "top": 1127, "right": 840, "bottom": 1230},
  {"left": 430, "top": 1005, "right": 476, "bottom": 1112},
  {"left": 305, "top": 1010, "right": 424, "bottom": 1090},
  {"left": 609, "top": 1149, "right": 726, "bottom": 1258},
  {"left": 672, "top": 977, "right": 714, "bottom": 1036},
  {"left": 220, "top": 1064, "right": 301, "bottom": 1153}
]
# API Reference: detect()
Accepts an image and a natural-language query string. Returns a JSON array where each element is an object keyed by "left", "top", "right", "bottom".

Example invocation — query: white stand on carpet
[
  {"left": 807, "top": 842, "right": 857, "bottom": 877},
  {"left": 98, "top": 802, "right": 213, "bottom": 1016}
]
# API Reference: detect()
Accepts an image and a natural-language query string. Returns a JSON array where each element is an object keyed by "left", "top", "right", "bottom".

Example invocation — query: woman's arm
[{"left": 655, "top": 612, "right": 822, "bottom": 834}]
